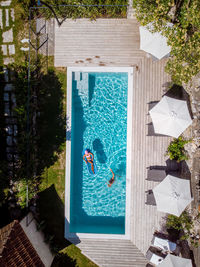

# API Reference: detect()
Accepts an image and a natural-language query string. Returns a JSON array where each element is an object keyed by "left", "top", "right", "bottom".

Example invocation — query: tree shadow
[
  {"left": 51, "top": 252, "right": 77, "bottom": 267},
  {"left": 38, "top": 184, "right": 70, "bottom": 250},
  {"left": 180, "top": 160, "right": 191, "bottom": 180},
  {"left": 0, "top": 70, "right": 9, "bottom": 203},
  {"left": 165, "top": 158, "right": 182, "bottom": 174},
  {"left": 5, "top": 65, "right": 66, "bottom": 181},
  {"left": 92, "top": 138, "right": 107, "bottom": 164},
  {"left": 36, "top": 69, "right": 66, "bottom": 175},
  {"left": 89, "top": 74, "right": 95, "bottom": 107}
]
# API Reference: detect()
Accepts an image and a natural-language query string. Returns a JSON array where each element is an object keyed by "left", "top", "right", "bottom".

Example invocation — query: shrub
[
  {"left": 39, "top": 0, "right": 128, "bottom": 21},
  {"left": 166, "top": 211, "right": 200, "bottom": 247},
  {"left": 15, "top": 180, "right": 35, "bottom": 208},
  {"left": 133, "top": 0, "right": 200, "bottom": 84},
  {"left": 166, "top": 211, "right": 193, "bottom": 235},
  {"left": 166, "top": 136, "right": 191, "bottom": 162}
]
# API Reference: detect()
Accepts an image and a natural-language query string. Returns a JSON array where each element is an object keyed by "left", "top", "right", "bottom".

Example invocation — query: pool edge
[{"left": 65, "top": 67, "right": 134, "bottom": 241}]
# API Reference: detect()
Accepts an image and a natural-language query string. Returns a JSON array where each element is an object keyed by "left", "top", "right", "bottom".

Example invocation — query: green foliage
[
  {"left": 15, "top": 179, "right": 35, "bottom": 208},
  {"left": 37, "top": 0, "right": 128, "bottom": 21},
  {"left": 0, "top": 162, "right": 9, "bottom": 204},
  {"left": 133, "top": 0, "right": 200, "bottom": 84},
  {"left": 166, "top": 211, "right": 200, "bottom": 247},
  {"left": 166, "top": 136, "right": 190, "bottom": 162},
  {"left": 166, "top": 211, "right": 193, "bottom": 234}
]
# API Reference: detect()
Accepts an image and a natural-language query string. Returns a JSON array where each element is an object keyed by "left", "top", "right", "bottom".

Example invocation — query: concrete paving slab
[
  {"left": 8, "top": 44, "right": 15, "bottom": 55},
  {"left": 0, "top": 9, "right": 2, "bottom": 28},
  {"left": 11, "top": 92, "right": 16, "bottom": 103},
  {"left": 4, "top": 92, "right": 9, "bottom": 101},
  {"left": 3, "top": 68, "right": 9, "bottom": 82},
  {"left": 21, "top": 38, "right": 29, "bottom": 43},
  {"left": 6, "top": 125, "right": 13, "bottom": 135},
  {"left": 1, "top": 44, "right": 7, "bottom": 55},
  {"left": 14, "top": 124, "right": 18, "bottom": 136},
  {"left": 6, "top": 136, "right": 12, "bottom": 146},
  {"left": 3, "top": 28, "right": 13, "bottom": 42},
  {"left": 0, "top": 0, "right": 11, "bottom": 6},
  {"left": 11, "top": 8, "right": 14, "bottom": 21},
  {"left": 20, "top": 47, "right": 29, "bottom": 51},
  {"left": 4, "top": 84, "right": 14, "bottom": 91},
  {"left": 3, "top": 57, "right": 14, "bottom": 64},
  {"left": 5, "top": 9, "right": 9, "bottom": 27}
]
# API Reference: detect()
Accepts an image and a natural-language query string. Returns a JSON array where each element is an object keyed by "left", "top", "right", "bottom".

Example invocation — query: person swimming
[
  {"left": 83, "top": 149, "right": 95, "bottom": 174},
  {"left": 107, "top": 168, "right": 115, "bottom": 187}
]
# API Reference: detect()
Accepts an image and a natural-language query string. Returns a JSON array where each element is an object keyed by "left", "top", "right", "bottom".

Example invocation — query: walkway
[
  {"left": 55, "top": 18, "right": 171, "bottom": 265},
  {"left": 20, "top": 213, "right": 54, "bottom": 267}
]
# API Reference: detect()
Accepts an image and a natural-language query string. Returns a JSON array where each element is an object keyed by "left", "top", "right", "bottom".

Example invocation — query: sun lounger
[
  {"left": 146, "top": 248, "right": 165, "bottom": 265},
  {"left": 151, "top": 236, "right": 177, "bottom": 252}
]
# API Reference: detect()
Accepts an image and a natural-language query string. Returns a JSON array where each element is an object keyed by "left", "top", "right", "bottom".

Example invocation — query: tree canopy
[{"left": 133, "top": 0, "right": 200, "bottom": 84}]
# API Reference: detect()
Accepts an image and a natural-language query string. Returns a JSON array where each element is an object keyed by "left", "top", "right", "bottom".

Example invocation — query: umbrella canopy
[
  {"left": 153, "top": 175, "right": 193, "bottom": 217},
  {"left": 139, "top": 25, "right": 171, "bottom": 59},
  {"left": 158, "top": 254, "right": 192, "bottom": 267},
  {"left": 149, "top": 96, "right": 192, "bottom": 138}
]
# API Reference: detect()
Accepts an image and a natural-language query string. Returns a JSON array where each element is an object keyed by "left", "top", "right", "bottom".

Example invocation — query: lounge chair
[
  {"left": 145, "top": 190, "right": 156, "bottom": 205},
  {"left": 151, "top": 236, "right": 177, "bottom": 253},
  {"left": 146, "top": 248, "right": 165, "bottom": 265}
]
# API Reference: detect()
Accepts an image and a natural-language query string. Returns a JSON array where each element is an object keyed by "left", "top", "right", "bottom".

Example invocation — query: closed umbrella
[
  {"left": 158, "top": 254, "right": 192, "bottom": 267},
  {"left": 153, "top": 175, "right": 193, "bottom": 217},
  {"left": 149, "top": 96, "right": 192, "bottom": 138},
  {"left": 139, "top": 25, "right": 171, "bottom": 59}
]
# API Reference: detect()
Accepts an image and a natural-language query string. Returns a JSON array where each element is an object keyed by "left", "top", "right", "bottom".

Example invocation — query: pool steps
[{"left": 74, "top": 71, "right": 89, "bottom": 106}]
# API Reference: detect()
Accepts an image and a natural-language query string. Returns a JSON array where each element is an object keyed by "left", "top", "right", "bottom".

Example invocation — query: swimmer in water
[
  {"left": 107, "top": 168, "right": 115, "bottom": 187},
  {"left": 83, "top": 149, "right": 95, "bottom": 174}
]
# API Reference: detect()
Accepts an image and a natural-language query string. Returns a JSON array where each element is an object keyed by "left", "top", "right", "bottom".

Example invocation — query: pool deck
[{"left": 55, "top": 18, "right": 171, "bottom": 263}]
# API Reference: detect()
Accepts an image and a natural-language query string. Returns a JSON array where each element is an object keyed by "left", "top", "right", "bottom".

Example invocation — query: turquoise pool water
[{"left": 70, "top": 72, "right": 128, "bottom": 234}]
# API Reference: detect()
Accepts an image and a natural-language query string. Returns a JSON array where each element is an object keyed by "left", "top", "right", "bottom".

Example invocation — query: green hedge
[{"left": 24, "top": 0, "right": 128, "bottom": 20}]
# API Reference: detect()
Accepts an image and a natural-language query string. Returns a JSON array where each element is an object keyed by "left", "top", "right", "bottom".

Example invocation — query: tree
[{"left": 133, "top": 0, "right": 200, "bottom": 84}]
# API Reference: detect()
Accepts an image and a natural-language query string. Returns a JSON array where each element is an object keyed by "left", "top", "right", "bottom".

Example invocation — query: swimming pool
[{"left": 66, "top": 67, "right": 133, "bottom": 239}]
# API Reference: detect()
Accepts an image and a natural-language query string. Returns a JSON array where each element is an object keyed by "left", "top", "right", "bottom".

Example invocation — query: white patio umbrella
[
  {"left": 158, "top": 254, "right": 192, "bottom": 267},
  {"left": 139, "top": 25, "right": 171, "bottom": 59},
  {"left": 153, "top": 175, "right": 193, "bottom": 217},
  {"left": 149, "top": 96, "right": 192, "bottom": 138}
]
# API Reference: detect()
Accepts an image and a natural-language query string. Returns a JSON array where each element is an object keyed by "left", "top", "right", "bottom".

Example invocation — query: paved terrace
[{"left": 55, "top": 18, "right": 171, "bottom": 265}]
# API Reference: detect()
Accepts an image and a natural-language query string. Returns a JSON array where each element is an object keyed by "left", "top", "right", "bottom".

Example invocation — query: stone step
[
  {"left": 83, "top": 253, "right": 147, "bottom": 260},
  {"left": 76, "top": 239, "right": 148, "bottom": 267},
  {"left": 80, "top": 247, "right": 144, "bottom": 254},
  {"left": 102, "top": 263, "right": 146, "bottom": 267},
  {"left": 78, "top": 243, "right": 143, "bottom": 249}
]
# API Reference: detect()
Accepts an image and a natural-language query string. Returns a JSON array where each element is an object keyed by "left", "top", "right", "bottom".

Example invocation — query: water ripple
[{"left": 79, "top": 72, "right": 128, "bottom": 218}]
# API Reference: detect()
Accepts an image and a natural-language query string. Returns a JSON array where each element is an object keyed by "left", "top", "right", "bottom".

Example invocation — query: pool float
[{"left": 82, "top": 149, "right": 97, "bottom": 176}]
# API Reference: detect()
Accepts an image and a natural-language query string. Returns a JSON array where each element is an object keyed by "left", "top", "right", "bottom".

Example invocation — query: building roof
[{"left": 0, "top": 220, "right": 45, "bottom": 267}]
